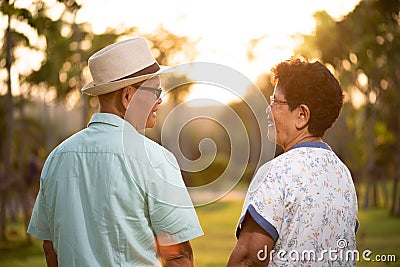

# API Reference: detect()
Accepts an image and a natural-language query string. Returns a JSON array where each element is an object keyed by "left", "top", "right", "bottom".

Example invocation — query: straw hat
[{"left": 81, "top": 38, "right": 163, "bottom": 96}]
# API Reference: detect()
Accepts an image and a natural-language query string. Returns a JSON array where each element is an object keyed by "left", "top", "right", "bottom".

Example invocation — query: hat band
[{"left": 113, "top": 62, "right": 161, "bottom": 82}]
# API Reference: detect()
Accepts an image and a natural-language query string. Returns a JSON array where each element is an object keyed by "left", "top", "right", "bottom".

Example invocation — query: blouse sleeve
[{"left": 236, "top": 161, "right": 284, "bottom": 242}]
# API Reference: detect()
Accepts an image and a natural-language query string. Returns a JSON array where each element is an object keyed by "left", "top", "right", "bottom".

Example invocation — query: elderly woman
[{"left": 228, "top": 56, "right": 358, "bottom": 266}]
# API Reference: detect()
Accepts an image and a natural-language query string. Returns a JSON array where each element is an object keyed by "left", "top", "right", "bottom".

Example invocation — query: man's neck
[
  {"left": 98, "top": 106, "right": 125, "bottom": 119},
  {"left": 97, "top": 90, "right": 125, "bottom": 119}
]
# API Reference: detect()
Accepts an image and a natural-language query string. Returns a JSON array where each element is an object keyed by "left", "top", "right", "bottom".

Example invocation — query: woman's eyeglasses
[{"left": 269, "top": 95, "right": 288, "bottom": 106}]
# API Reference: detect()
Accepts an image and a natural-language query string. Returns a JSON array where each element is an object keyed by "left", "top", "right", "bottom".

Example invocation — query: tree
[
  {"left": 1, "top": 0, "right": 201, "bottom": 240},
  {"left": 0, "top": 0, "right": 47, "bottom": 241},
  {"left": 296, "top": 0, "right": 400, "bottom": 212},
  {"left": 0, "top": 0, "right": 123, "bottom": 240}
]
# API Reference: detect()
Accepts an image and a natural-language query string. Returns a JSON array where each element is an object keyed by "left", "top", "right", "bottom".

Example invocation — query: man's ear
[
  {"left": 295, "top": 104, "right": 310, "bottom": 130},
  {"left": 121, "top": 85, "right": 136, "bottom": 109}
]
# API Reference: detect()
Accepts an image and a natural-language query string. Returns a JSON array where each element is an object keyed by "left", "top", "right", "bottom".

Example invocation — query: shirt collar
[
  {"left": 292, "top": 141, "right": 332, "bottom": 151},
  {"left": 88, "top": 113, "right": 125, "bottom": 128}
]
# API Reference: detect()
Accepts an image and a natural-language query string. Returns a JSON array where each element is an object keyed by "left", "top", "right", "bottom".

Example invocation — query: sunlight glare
[
  {"left": 3, "top": 0, "right": 361, "bottom": 104},
  {"left": 185, "top": 84, "right": 244, "bottom": 106},
  {"left": 76, "top": 0, "right": 360, "bottom": 105},
  {"left": 350, "top": 86, "right": 366, "bottom": 109}
]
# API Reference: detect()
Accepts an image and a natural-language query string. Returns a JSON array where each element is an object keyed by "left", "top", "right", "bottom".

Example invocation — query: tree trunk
[
  {"left": 372, "top": 179, "right": 378, "bottom": 207},
  {"left": 1, "top": 11, "right": 14, "bottom": 241},
  {"left": 363, "top": 180, "right": 370, "bottom": 209},
  {"left": 18, "top": 96, "right": 31, "bottom": 240},
  {"left": 18, "top": 96, "right": 25, "bottom": 174},
  {"left": 71, "top": 18, "right": 88, "bottom": 130},
  {"left": 380, "top": 174, "right": 388, "bottom": 209},
  {"left": 395, "top": 107, "right": 400, "bottom": 215},
  {"left": 391, "top": 176, "right": 399, "bottom": 215},
  {"left": 82, "top": 94, "right": 88, "bottom": 128},
  {"left": 390, "top": 91, "right": 400, "bottom": 216},
  {"left": 363, "top": 104, "right": 376, "bottom": 209}
]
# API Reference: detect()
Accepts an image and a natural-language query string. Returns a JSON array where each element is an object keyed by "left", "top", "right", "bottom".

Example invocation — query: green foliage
[
  {"left": 0, "top": 1, "right": 34, "bottom": 45},
  {"left": 297, "top": 0, "right": 400, "bottom": 181},
  {"left": 26, "top": 11, "right": 122, "bottom": 101},
  {"left": 144, "top": 26, "right": 198, "bottom": 104},
  {"left": 0, "top": 0, "right": 125, "bottom": 239},
  {"left": 186, "top": 154, "right": 230, "bottom": 187},
  {"left": 144, "top": 26, "right": 197, "bottom": 66}
]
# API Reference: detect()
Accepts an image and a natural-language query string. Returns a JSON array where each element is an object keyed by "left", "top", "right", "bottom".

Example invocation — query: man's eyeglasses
[
  {"left": 269, "top": 95, "right": 288, "bottom": 106},
  {"left": 137, "top": 86, "right": 162, "bottom": 99}
]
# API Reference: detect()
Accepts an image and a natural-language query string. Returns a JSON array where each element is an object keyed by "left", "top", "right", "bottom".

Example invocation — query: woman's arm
[{"left": 227, "top": 213, "right": 275, "bottom": 267}]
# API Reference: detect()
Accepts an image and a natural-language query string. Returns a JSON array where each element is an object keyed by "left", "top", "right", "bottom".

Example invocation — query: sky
[
  {"left": 5, "top": 0, "right": 361, "bottom": 104},
  {"left": 74, "top": 0, "right": 361, "bottom": 103}
]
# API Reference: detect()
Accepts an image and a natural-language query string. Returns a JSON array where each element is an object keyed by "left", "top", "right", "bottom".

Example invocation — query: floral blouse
[{"left": 236, "top": 142, "right": 358, "bottom": 266}]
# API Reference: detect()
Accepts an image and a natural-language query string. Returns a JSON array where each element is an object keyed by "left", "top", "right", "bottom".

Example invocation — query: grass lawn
[
  {"left": 0, "top": 198, "right": 399, "bottom": 266},
  {"left": 356, "top": 208, "right": 400, "bottom": 266}
]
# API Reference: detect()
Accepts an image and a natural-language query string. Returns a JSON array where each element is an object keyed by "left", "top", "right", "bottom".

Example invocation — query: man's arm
[
  {"left": 43, "top": 240, "right": 58, "bottom": 267},
  {"left": 158, "top": 240, "right": 194, "bottom": 267},
  {"left": 227, "top": 213, "right": 275, "bottom": 267}
]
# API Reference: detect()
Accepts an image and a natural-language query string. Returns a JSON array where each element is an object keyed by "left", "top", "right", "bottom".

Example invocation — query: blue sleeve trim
[
  {"left": 235, "top": 216, "right": 245, "bottom": 239},
  {"left": 235, "top": 204, "right": 279, "bottom": 242}
]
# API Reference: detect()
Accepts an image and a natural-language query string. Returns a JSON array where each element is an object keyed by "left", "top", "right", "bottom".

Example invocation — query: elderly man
[
  {"left": 28, "top": 38, "right": 203, "bottom": 267},
  {"left": 228, "top": 56, "right": 358, "bottom": 266}
]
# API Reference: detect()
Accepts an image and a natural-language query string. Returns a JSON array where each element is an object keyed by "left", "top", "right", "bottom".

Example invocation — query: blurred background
[{"left": 1, "top": 0, "right": 400, "bottom": 266}]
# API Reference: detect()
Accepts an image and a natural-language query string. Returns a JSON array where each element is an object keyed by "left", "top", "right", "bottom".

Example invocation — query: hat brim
[{"left": 81, "top": 66, "right": 169, "bottom": 96}]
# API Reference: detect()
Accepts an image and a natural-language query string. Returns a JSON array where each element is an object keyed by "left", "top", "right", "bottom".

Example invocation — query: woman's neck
[{"left": 282, "top": 135, "right": 322, "bottom": 152}]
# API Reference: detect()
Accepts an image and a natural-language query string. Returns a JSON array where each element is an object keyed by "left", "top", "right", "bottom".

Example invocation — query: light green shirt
[{"left": 28, "top": 113, "right": 203, "bottom": 267}]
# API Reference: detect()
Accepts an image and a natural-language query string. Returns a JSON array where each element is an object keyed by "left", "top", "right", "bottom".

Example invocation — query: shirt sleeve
[
  {"left": 236, "top": 162, "right": 284, "bottom": 242},
  {"left": 27, "top": 187, "right": 52, "bottom": 240},
  {"left": 146, "top": 150, "right": 203, "bottom": 246}
]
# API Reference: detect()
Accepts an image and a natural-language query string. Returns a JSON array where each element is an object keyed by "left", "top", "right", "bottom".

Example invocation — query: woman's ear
[{"left": 295, "top": 104, "right": 310, "bottom": 130}]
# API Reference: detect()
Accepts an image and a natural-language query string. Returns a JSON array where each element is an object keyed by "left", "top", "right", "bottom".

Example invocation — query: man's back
[{"left": 28, "top": 113, "right": 202, "bottom": 266}]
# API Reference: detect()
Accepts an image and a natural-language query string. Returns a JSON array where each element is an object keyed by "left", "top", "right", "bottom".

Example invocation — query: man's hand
[
  {"left": 43, "top": 240, "right": 58, "bottom": 267},
  {"left": 158, "top": 240, "right": 194, "bottom": 267}
]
